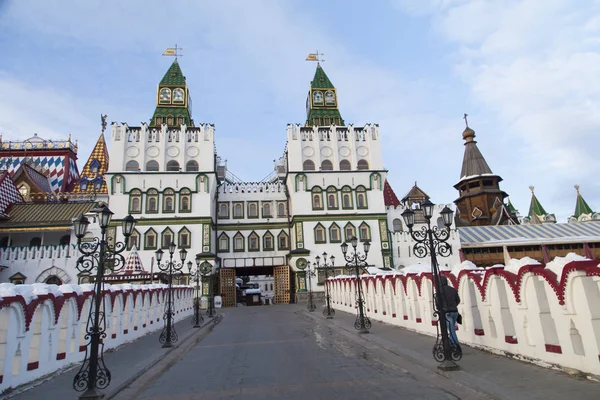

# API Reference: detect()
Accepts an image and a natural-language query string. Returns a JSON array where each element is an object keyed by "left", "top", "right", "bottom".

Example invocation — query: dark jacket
[{"left": 437, "top": 276, "right": 460, "bottom": 312}]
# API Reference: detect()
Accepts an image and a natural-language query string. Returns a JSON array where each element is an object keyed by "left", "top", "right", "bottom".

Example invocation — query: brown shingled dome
[{"left": 462, "top": 126, "right": 475, "bottom": 140}]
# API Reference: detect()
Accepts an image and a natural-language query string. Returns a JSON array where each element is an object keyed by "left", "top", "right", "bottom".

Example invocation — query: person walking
[{"left": 437, "top": 275, "right": 461, "bottom": 347}]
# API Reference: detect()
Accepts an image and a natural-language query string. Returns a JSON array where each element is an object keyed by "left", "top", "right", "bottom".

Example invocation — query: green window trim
[
  {"left": 341, "top": 187, "right": 353, "bottom": 210},
  {"left": 278, "top": 231, "right": 289, "bottom": 250},
  {"left": 127, "top": 230, "right": 141, "bottom": 250},
  {"left": 314, "top": 223, "right": 327, "bottom": 244},
  {"left": 329, "top": 223, "right": 342, "bottom": 243},
  {"left": 233, "top": 233, "right": 245, "bottom": 252},
  {"left": 233, "top": 202, "right": 244, "bottom": 219},
  {"left": 217, "top": 233, "right": 230, "bottom": 252},
  {"left": 344, "top": 223, "right": 356, "bottom": 242},
  {"left": 248, "top": 232, "right": 260, "bottom": 252},
  {"left": 359, "top": 222, "right": 371, "bottom": 242},
  {"left": 218, "top": 202, "right": 230, "bottom": 219},
  {"left": 161, "top": 228, "right": 174, "bottom": 249},
  {"left": 179, "top": 188, "right": 192, "bottom": 213},
  {"left": 163, "top": 189, "right": 175, "bottom": 213},
  {"left": 263, "top": 232, "right": 275, "bottom": 251},
  {"left": 356, "top": 187, "right": 368, "bottom": 210},
  {"left": 178, "top": 227, "right": 191, "bottom": 249},
  {"left": 144, "top": 229, "right": 158, "bottom": 250},
  {"left": 146, "top": 189, "right": 159, "bottom": 214},
  {"left": 129, "top": 189, "right": 142, "bottom": 214},
  {"left": 247, "top": 202, "right": 259, "bottom": 219}
]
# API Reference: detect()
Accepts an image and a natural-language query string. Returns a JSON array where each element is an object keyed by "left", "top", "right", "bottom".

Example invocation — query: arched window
[
  {"left": 179, "top": 188, "right": 191, "bottom": 212},
  {"left": 234, "top": 233, "right": 244, "bottom": 251},
  {"left": 393, "top": 218, "right": 403, "bottom": 232},
  {"left": 166, "top": 160, "right": 180, "bottom": 172},
  {"left": 130, "top": 189, "right": 142, "bottom": 213},
  {"left": 356, "top": 186, "right": 367, "bottom": 209},
  {"left": 263, "top": 231, "right": 274, "bottom": 250},
  {"left": 186, "top": 160, "right": 199, "bottom": 172},
  {"left": 126, "top": 160, "right": 139, "bottom": 171},
  {"left": 163, "top": 188, "right": 175, "bottom": 212},
  {"left": 146, "top": 189, "right": 159, "bottom": 213},
  {"left": 342, "top": 187, "right": 353, "bottom": 209},
  {"left": 30, "top": 237, "right": 41, "bottom": 247},
  {"left": 303, "top": 160, "right": 315, "bottom": 171},
  {"left": 344, "top": 223, "right": 356, "bottom": 242},
  {"left": 144, "top": 229, "right": 157, "bottom": 249},
  {"left": 178, "top": 227, "right": 191, "bottom": 248},
  {"left": 161, "top": 228, "right": 174, "bottom": 249},
  {"left": 359, "top": 222, "right": 371, "bottom": 241},
  {"left": 312, "top": 188, "right": 323, "bottom": 210},
  {"left": 248, "top": 232, "right": 260, "bottom": 251},
  {"left": 339, "top": 159, "right": 351, "bottom": 171},
  {"left": 327, "top": 187, "right": 338, "bottom": 209},
  {"left": 219, "top": 203, "right": 229, "bottom": 218},
  {"left": 45, "top": 276, "right": 62, "bottom": 285},
  {"left": 146, "top": 160, "right": 159, "bottom": 172},
  {"left": 278, "top": 231, "right": 289, "bottom": 250},
  {"left": 263, "top": 203, "right": 272, "bottom": 218},
  {"left": 218, "top": 233, "right": 230, "bottom": 252},
  {"left": 155, "top": 117, "right": 163, "bottom": 125},
  {"left": 128, "top": 229, "right": 140, "bottom": 250},
  {"left": 234, "top": 203, "right": 243, "bottom": 218},
  {"left": 248, "top": 202, "right": 258, "bottom": 218},
  {"left": 329, "top": 223, "right": 341, "bottom": 243},
  {"left": 314, "top": 224, "right": 326, "bottom": 243},
  {"left": 277, "top": 202, "right": 286, "bottom": 217},
  {"left": 321, "top": 160, "right": 333, "bottom": 171},
  {"left": 357, "top": 159, "right": 369, "bottom": 170},
  {"left": 59, "top": 235, "right": 70, "bottom": 246}
]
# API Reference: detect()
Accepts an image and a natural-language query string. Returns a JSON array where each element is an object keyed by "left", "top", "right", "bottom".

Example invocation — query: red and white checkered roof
[
  {"left": 121, "top": 246, "right": 146, "bottom": 275},
  {"left": 0, "top": 171, "right": 24, "bottom": 214}
]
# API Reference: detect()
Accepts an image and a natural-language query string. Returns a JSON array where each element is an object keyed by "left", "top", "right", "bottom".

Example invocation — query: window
[
  {"left": 234, "top": 233, "right": 244, "bottom": 251},
  {"left": 357, "top": 159, "right": 369, "bottom": 170},
  {"left": 313, "top": 117, "right": 321, "bottom": 126},
  {"left": 277, "top": 202, "right": 286, "bottom": 217},
  {"left": 327, "top": 187, "right": 338, "bottom": 209},
  {"left": 94, "top": 179, "right": 102, "bottom": 191},
  {"left": 233, "top": 203, "right": 244, "bottom": 218},
  {"left": 128, "top": 230, "right": 140, "bottom": 250},
  {"left": 161, "top": 228, "right": 174, "bottom": 249},
  {"left": 146, "top": 189, "right": 159, "bottom": 213},
  {"left": 344, "top": 223, "right": 356, "bottom": 241},
  {"left": 166, "top": 160, "right": 180, "bottom": 172},
  {"left": 155, "top": 117, "right": 163, "bottom": 125},
  {"left": 130, "top": 189, "right": 142, "bottom": 213},
  {"left": 178, "top": 117, "right": 184, "bottom": 125},
  {"left": 30, "top": 237, "right": 41, "bottom": 247},
  {"left": 278, "top": 231, "right": 289, "bottom": 250},
  {"left": 264, "top": 232, "right": 274, "bottom": 250},
  {"left": 270, "top": 284, "right": 273, "bottom": 291},
  {"left": 312, "top": 188, "right": 323, "bottom": 210},
  {"left": 323, "top": 116, "right": 331, "bottom": 125},
  {"left": 146, "top": 160, "right": 159, "bottom": 172},
  {"left": 179, "top": 227, "right": 191, "bottom": 248},
  {"left": 339, "top": 159, "right": 351, "bottom": 171},
  {"left": 219, "top": 203, "right": 229, "bottom": 219},
  {"left": 329, "top": 223, "right": 341, "bottom": 243},
  {"left": 144, "top": 229, "right": 157, "bottom": 250},
  {"left": 303, "top": 160, "right": 315, "bottom": 171},
  {"left": 90, "top": 160, "right": 100, "bottom": 174},
  {"left": 342, "top": 187, "right": 352, "bottom": 209},
  {"left": 179, "top": 188, "right": 191, "bottom": 212},
  {"left": 321, "top": 160, "right": 333, "bottom": 171},
  {"left": 262, "top": 202, "right": 272, "bottom": 218},
  {"left": 393, "top": 218, "right": 403, "bottom": 232},
  {"left": 186, "top": 160, "right": 199, "bottom": 172},
  {"left": 163, "top": 188, "right": 175, "bottom": 212},
  {"left": 126, "top": 160, "right": 139, "bottom": 172},
  {"left": 265, "top": 284, "right": 269, "bottom": 291},
  {"left": 248, "top": 202, "right": 258, "bottom": 218},
  {"left": 359, "top": 222, "right": 371, "bottom": 241},
  {"left": 167, "top": 116, "right": 174, "bottom": 125},
  {"left": 159, "top": 88, "right": 171, "bottom": 104},
  {"left": 218, "top": 233, "right": 230, "bottom": 252},
  {"left": 249, "top": 232, "right": 259, "bottom": 251},
  {"left": 356, "top": 187, "right": 367, "bottom": 209},
  {"left": 45, "top": 276, "right": 62, "bottom": 285},
  {"left": 80, "top": 180, "right": 88, "bottom": 191},
  {"left": 314, "top": 224, "right": 326, "bottom": 243}
]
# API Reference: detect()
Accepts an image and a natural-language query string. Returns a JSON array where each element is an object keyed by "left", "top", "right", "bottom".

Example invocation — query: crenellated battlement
[
  {"left": 219, "top": 181, "right": 286, "bottom": 195},
  {"left": 112, "top": 123, "right": 214, "bottom": 143},
  {"left": 291, "top": 124, "right": 379, "bottom": 142}
]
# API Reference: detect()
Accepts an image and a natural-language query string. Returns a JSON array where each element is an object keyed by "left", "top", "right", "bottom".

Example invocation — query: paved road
[{"left": 124, "top": 306, "right": 486, "bottom": 400}]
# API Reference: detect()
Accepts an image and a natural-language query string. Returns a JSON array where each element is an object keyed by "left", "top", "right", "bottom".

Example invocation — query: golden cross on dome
[{"left": 463, "top": 113, "right": 469, "bottom": 128}]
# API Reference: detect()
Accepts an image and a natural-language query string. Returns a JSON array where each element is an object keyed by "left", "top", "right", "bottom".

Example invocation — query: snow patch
[
  {"left": 401, "top": 263, "right": 431, "bottom": 275},
  {"left": 504, "top": 257, "right": 541, "bottom": 274},
  {"left": 450, "top": 260, "right": 479, "bottom": 277},
  {"left": 31, "top": 283, "right": 64, "bottom": 298},
  {"left": 545, "top": 252, "right": 590, "bottom": 277}
]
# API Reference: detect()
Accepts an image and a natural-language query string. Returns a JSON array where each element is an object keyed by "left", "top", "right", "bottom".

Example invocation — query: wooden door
[
  {"left": 273, "top": 265, "right": 290, "bottom": 304},
  {"left": 220, "top": 268, "right": 236, "bottom": 307}
]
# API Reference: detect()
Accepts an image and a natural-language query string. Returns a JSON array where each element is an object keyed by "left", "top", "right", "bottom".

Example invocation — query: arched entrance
[{"left": 36, "top": 266, "right": 70, "bottom": 285}]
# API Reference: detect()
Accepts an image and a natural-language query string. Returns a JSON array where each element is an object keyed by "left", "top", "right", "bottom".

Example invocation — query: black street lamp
[
  {"left": 305, "top": 261, "right": 317, "bottom": 312},
  {"left": 72, "top": 205, "right": 136, "bottom": 399},
  {"left": 402, "top": 200, "right": 461, "bottom": 371},
  {"left": 341, "top": 237, "right": 371, "bottom": 334},
  {"left": 199, "top": 261, "right": 216, "bottom": 318},
  {"left": 314, "top": 252, "right": 336, "bottom": 319},
  {"left": 155, "top": 242, "right": 187, "bottom": 348},
  {"left": 188, "top": 257, "right": 204, "bottom": 328}
]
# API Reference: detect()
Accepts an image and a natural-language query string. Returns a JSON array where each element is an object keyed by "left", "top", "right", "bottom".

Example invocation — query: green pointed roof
[
  {"left": 527, "top": 186, "right": 548, "bottom": 218},
  {"left": 160, "top": 59, "right": 186, "bottom": 86},
  {"left": 306, "top": 64, "right": 344, "bottom": 126},
  {"left": 507, "top": 198, "right": 517, "bottom": 214},
  {"left": 573, "top": 185, "right": 594, "bottom": 218}
]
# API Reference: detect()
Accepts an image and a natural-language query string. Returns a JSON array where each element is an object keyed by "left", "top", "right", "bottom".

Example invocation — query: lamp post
[
  {"left": 188, "top": 257, "right": 204, "bottom": 328},
  {"left": 401, "top": 199, "right": 460, "bottom": 371},
  {"left": 199, "top": 261, "right": 216, "bottom": 318},
  {"left": 72, "top": 205, "right": 136, "bottom": 399},
  {"left": 305, "top": 261, "right": 317, "bottom": 312},
  {"left": 341, "top": 237, "right": 371, "bottom": 334},
  {"left": 155, "top": 242, "right": 187, "bottom": 348},
  {"left": 314, "top": 252, "right": 336, "bottom": 319}
]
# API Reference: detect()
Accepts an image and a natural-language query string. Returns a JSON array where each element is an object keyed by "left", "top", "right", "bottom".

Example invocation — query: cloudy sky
[{"left": 0, "top": 0, "right": 598, "bottom": 221}]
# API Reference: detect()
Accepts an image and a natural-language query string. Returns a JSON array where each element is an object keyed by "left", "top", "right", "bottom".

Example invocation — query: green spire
[
  {"left": 150, "top": 59, "right": 194, "bottom": 128},
  {"left": 527, "top": 186, "right": 548, "bottom": 218},
  {"left": 305, "top": 64, "right": 344, "bottom": 126},
  {"left": 573, "top": 185, "right": 594, "bottom": 218},
  {"left": 507, "top": 198, "right": 517, "bottom": 214}
]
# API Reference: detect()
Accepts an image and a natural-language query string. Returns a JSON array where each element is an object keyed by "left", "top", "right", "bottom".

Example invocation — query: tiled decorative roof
[
  {"left": 527, "top": 186, "right": 548, "bottom": 219},
  {"left": 310, "top": 64, "right": 335, "bottom": 89},
  {"left": 160, "top": 59, "right": 186, "bottom": 86},
  {"left": 573, "top": 185, "right": 594, "bottom": 218},
  {"left": 12, "top": 163, "right": 52, "bottom": 193},
  {"left": 120, "top": 246, "right": 146, "bottom": 275},
  {"left": 459, "top": 126, "right": 493, "bottom": 179},
  {"left": 0, "top": 201, "right": 97, "bottom": 230},
  {"left": 72, "top": 133, "right": 108, "bottom": 194},
  {"left": 0, "top": 171, "right": 23, "bottom": 214},
  {"left": 383, "top": 180, "right": 401, "bottom": 207},
  {"left": 306, "top": 64, "right": 344, "bottom": 126},
  {"left": 400, "top": 182, "right": 430, "bottom": 206},
  {"left": 458, "top": 221, "right": 600, "bottom": 247}
]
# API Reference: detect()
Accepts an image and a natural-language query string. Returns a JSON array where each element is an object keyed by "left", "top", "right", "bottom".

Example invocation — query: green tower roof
[
  {"left": 160, "top": 59, "right": 186, "bottom": 85},
  {"left": 507, "top": 198, "right": 517, "bottom": 214},
  {"left": 527, "top": 186, "right": 548, "bottom": 218},
  {"left": 306, "top": 64, "right": 344, "bottom": 126},
  {"left": 573, "top": 185, "right": 594, "bottom": 218}
]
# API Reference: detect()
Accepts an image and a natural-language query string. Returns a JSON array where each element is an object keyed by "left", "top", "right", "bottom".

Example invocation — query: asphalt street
[{"left": 123, "top": 306, "right": 486, "bottom": 400}]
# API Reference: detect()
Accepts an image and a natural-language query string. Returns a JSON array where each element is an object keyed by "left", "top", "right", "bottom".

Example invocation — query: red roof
[{"left": 383, "top": 180, "right": 401, "bottom": 207}]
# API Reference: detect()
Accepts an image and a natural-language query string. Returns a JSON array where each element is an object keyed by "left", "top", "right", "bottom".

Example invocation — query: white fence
[
  {"left": 0, "top": 283, "right": 193, "bottom": 393},
  {"left": 328, "top": 255, "right": 600, "bottom": 377}
]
